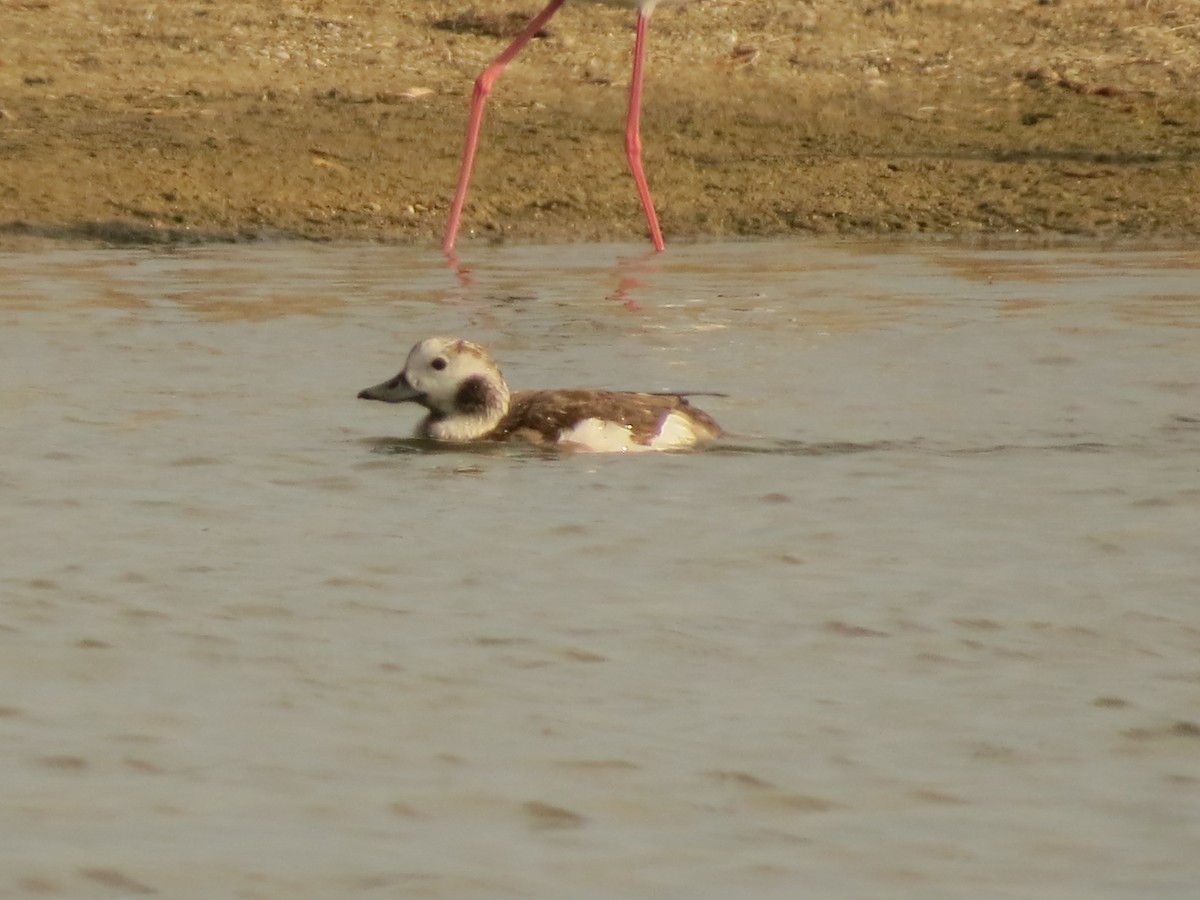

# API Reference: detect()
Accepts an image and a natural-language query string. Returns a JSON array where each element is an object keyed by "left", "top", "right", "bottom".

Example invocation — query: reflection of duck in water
[{"left": 357, "top": 337, "right": 723, "bottom": 452}]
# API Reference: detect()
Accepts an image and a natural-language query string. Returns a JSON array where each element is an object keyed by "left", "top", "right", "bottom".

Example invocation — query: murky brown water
[{"left": 2, "top": 241, "right": 1198, "bottom": 898}]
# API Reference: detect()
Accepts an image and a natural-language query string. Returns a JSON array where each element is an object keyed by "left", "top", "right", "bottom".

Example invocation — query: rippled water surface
[{"left": 2, "top": 241, "right": 1198, "bottom": 898}]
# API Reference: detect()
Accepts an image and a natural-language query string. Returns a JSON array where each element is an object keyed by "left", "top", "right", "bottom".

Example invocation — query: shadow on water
[
  {"left": 709, "top": 439, "right": 916, "bottom": 457},
  {"left": 361, "top": 436, "right": 920, "bottom": 458},
  {"left": 359, "top": 437, "right": 558, "bottom": 460},
  {"left": 717, "top": 439, "right": 1139, "bottom": 457},
  {"left": 358, "top": 436, "right": 1148, "bottom": 459}
]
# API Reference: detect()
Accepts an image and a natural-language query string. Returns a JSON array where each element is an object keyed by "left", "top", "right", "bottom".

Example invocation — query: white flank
[
  {"left": 648, "top": 411, "right": 699, "bottom": 450},
  {"left": 557, "top": 412, "right": 700, "bottom": 453},
  {"left": 558, "top": 418, "right": 647, "bottom": 453}
]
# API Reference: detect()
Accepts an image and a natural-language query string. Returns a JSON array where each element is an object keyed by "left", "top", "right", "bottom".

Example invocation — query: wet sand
[{"left": 1, "top": 0, "right": 1198, "bottom": 247}]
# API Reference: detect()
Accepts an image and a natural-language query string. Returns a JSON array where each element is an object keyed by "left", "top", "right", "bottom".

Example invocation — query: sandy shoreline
[{"left": 1, "top": 0, "right": 1197, "bottom": 247}]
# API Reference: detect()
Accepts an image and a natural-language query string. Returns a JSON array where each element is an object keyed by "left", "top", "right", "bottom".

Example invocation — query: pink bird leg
[{"left": 442, "top": 0, "right": 666, "bottom": 254}]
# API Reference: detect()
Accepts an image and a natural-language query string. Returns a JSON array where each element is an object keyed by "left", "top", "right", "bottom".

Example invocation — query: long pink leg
[
  {"left": 626, "top": 9, "right": 665, "bottom": 252},
  {"left": 442, "top": 0, "right": 568, "bottom": 254}
]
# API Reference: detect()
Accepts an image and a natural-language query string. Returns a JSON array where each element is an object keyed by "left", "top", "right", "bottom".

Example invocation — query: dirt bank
[{"left": 1, "top": 0, "right": 1197, "bottom": 247}]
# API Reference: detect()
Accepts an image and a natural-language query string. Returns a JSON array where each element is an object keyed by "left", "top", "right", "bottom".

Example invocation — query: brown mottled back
[{"left": 489, "top": 390, "right": 723, "bottom": 445}]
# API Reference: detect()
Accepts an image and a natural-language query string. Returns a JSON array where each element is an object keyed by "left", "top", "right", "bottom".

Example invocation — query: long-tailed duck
[{"left": 357, "top": 337, "right": 723, "bottom": 452}]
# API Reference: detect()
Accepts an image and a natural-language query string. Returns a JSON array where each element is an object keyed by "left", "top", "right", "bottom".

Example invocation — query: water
[{"left": 1, "top": 240, "right": 1197, "bottom": 898}]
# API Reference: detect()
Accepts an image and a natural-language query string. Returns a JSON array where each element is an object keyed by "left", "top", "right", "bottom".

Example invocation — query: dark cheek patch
[{"left": 455, "top": 376, "right": 492, "bottom": 415}]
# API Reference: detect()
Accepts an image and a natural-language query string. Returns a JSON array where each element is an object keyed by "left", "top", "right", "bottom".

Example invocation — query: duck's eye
[{"left": 431, "top": 357, "right": 447, "bottom": 371}]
